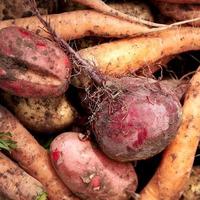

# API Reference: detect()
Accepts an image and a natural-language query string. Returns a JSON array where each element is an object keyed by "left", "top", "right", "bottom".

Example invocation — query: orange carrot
[
  {"left": 0, "top": 10, "right": 149, "bottom": 40},
  {"left": 140, "top": 67, "right": 200, "bottom": 200},
  {"left": 71, "top": 0, "right": 165, "bottom": 27},
  {"left": 0, "top": 152, "right": 46, "bottom": 200},
  {"left": 78, "top": 27, "right": 200, "bottom": 76},
  {"left": 0, "top": 105, "right": 78, "bottom": 200}
]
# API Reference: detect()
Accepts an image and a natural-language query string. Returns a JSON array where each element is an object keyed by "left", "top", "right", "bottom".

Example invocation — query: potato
[
  {"left": 0, "top": 26, "right": 71, "bottom": 98},
  {"left": 50, "top": 132, "right": 138, "bottom": 200},
  {"left": 1, "top": 93, "right": 77, "bottom": 133}
]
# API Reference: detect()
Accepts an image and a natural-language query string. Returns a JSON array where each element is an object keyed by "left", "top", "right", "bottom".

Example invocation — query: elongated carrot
[
  {"left": 154, "top": 2, "right": 200, "bottom": 26},
  {"left": 78, "top": 27, "right": 200, "bottom": 76},
  {"left": 139, "top": 67, "right": 200, "bottom": 200},
  {"left": 0, "top": 152, "right": 46, "bottom": 200},
  {"left": 0, "top": 105, "right": 78, "bottom": 200},
  {"left": 0, "top": 10, "right": 149, "bottom": 40}
]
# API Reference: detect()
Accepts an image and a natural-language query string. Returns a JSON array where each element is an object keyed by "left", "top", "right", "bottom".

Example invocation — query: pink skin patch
[
  {"left": 3, "top": 47, "right": 12, "bottom": 55},
  {"left": 52, "top": 149, "right": 61, "bottom": 162},
  {"left": 64, "top": 58, "right": 70, "bottom": 66},
  {"left": 90, "top": 176, "right": 101, "bottom": 190},
  {"left": 2, "top": 81, "right": 22, "bottom": 94},
  {"left": 0, "top": 68, "right": 6, "bottom": 76},
  {"left": 19, "top": 29, "right": 31, "bottom": 37},
  {"left": 132, "top": 128, "right": 147, "bottom": 147},
  {"left": 36, "top": 42, "right": 46, "bottom": 48}
]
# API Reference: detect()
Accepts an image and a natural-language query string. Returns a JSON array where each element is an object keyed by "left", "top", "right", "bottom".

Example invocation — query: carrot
[
  {"left": 154, "top": 2, "right": 200, "bottom": 26},
  {"left": 0, "top": 105, "right": 78, "bottom": 200},
  {"left": 71, "top": 0, "right": 165, "bottom": 27},
  {"left": 139, "top": 67, "right": 200, "bottom": 200},
  {"left": 0, "top": 10, "right": 149, "bottom": 41},
  {"left": 0, "top": 152, "right": 47, "bottom": 200},
  {"left": 78, "top": 27, "right": 200, "bottom": 77}
]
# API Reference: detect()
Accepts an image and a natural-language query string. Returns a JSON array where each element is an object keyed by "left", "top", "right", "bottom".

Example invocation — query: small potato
[
  {"left": 0, "top": 26, "right": 71, "bottom": 98},
  {"left": 50, "top": 132, "right": 138, "bottom": 200},
  {"left": 2, "top": 93, "right": 76, "bottom": 133}
]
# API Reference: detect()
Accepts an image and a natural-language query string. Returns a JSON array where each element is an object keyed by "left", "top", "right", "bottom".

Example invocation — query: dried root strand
[
  {"left": 71, "top": 0, "right": 166, "bottom": 27},
  {"left": 71, "top": 0, "right": 200, "bottom": 30},
  {"left": 29, "top": 0, "right": 105, "bottom": 86}
]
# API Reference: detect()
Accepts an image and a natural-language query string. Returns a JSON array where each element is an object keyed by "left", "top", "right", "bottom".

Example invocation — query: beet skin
[{"left": 93, "top": 77, "right": 182, "bottom": 161}]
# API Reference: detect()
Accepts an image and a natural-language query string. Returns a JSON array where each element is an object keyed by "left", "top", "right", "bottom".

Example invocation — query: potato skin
[
  {"left": 2, "top": 93, "right": 77, "bottom": 133},
  {"left": 0, "top": 26, "right": 71, "bottom": 97},
  {"left": 50, "top": 132, "right": 138, "bottom": 200}
]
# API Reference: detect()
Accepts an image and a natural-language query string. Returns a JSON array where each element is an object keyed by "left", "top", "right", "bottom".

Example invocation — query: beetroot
[
  {"left": 0, "top": 26, "right": 71, "bottom": 97},
  {"left": 92, "top": 77, "right": 182, "bottom": 161}
]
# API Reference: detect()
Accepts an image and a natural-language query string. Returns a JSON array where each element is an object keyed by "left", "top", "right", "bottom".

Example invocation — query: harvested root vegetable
[
  {"left": 0, "top": 152, "right": 47, "bottom": 200},
  {"left": 92, "top": 77, "right": 182, "bottom": 161},
  {"left": 78, "top": 27, "right": 200, "bottom": 77},
  {"left": 154, "top": 2, "right": 200, "bottom": 26},
  {"left": 0, "top": 105, "right": 78, "bottom": 200},
  {"left": 0, "top": 10, "right": 149, "bottom": 40},
  {"left": 0, "top": 26, "right": 71, "bottom": 98},
  {"left": 72, "top": 0, "right": 164, "bottom": 27},
  {"left": 62, "top": 1, "right": 153, "bottom": 21},
  {"left": 50, "top": 132, "right": 138, "bottom": 200},
  {"left": 109, "top": 2, "right": 153, "bottom": 22},
  {"left": 182, "top": 166, "right": 200, "bottom": 200},
  {"left": 1, "top": 93, "right": 77, "bottom": 133},
  {"left": 71, "top": 55, "right": 174, "bottom": 88},
  {"left": 140, "top": 68, "right": 200, "bottom": 200}
]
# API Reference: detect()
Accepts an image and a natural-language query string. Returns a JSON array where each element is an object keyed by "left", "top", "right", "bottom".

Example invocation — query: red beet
[
  {"left": 0, "top": 26, "right": 71, "bottom": 97},
  {"left": 93, "top": 77, "right": 182, "bottom": 161}
]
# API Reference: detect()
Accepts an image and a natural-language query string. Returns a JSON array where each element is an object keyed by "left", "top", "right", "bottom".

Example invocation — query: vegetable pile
[{"left": 0, "top": 0, "right": 199, "bottom": 200}]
